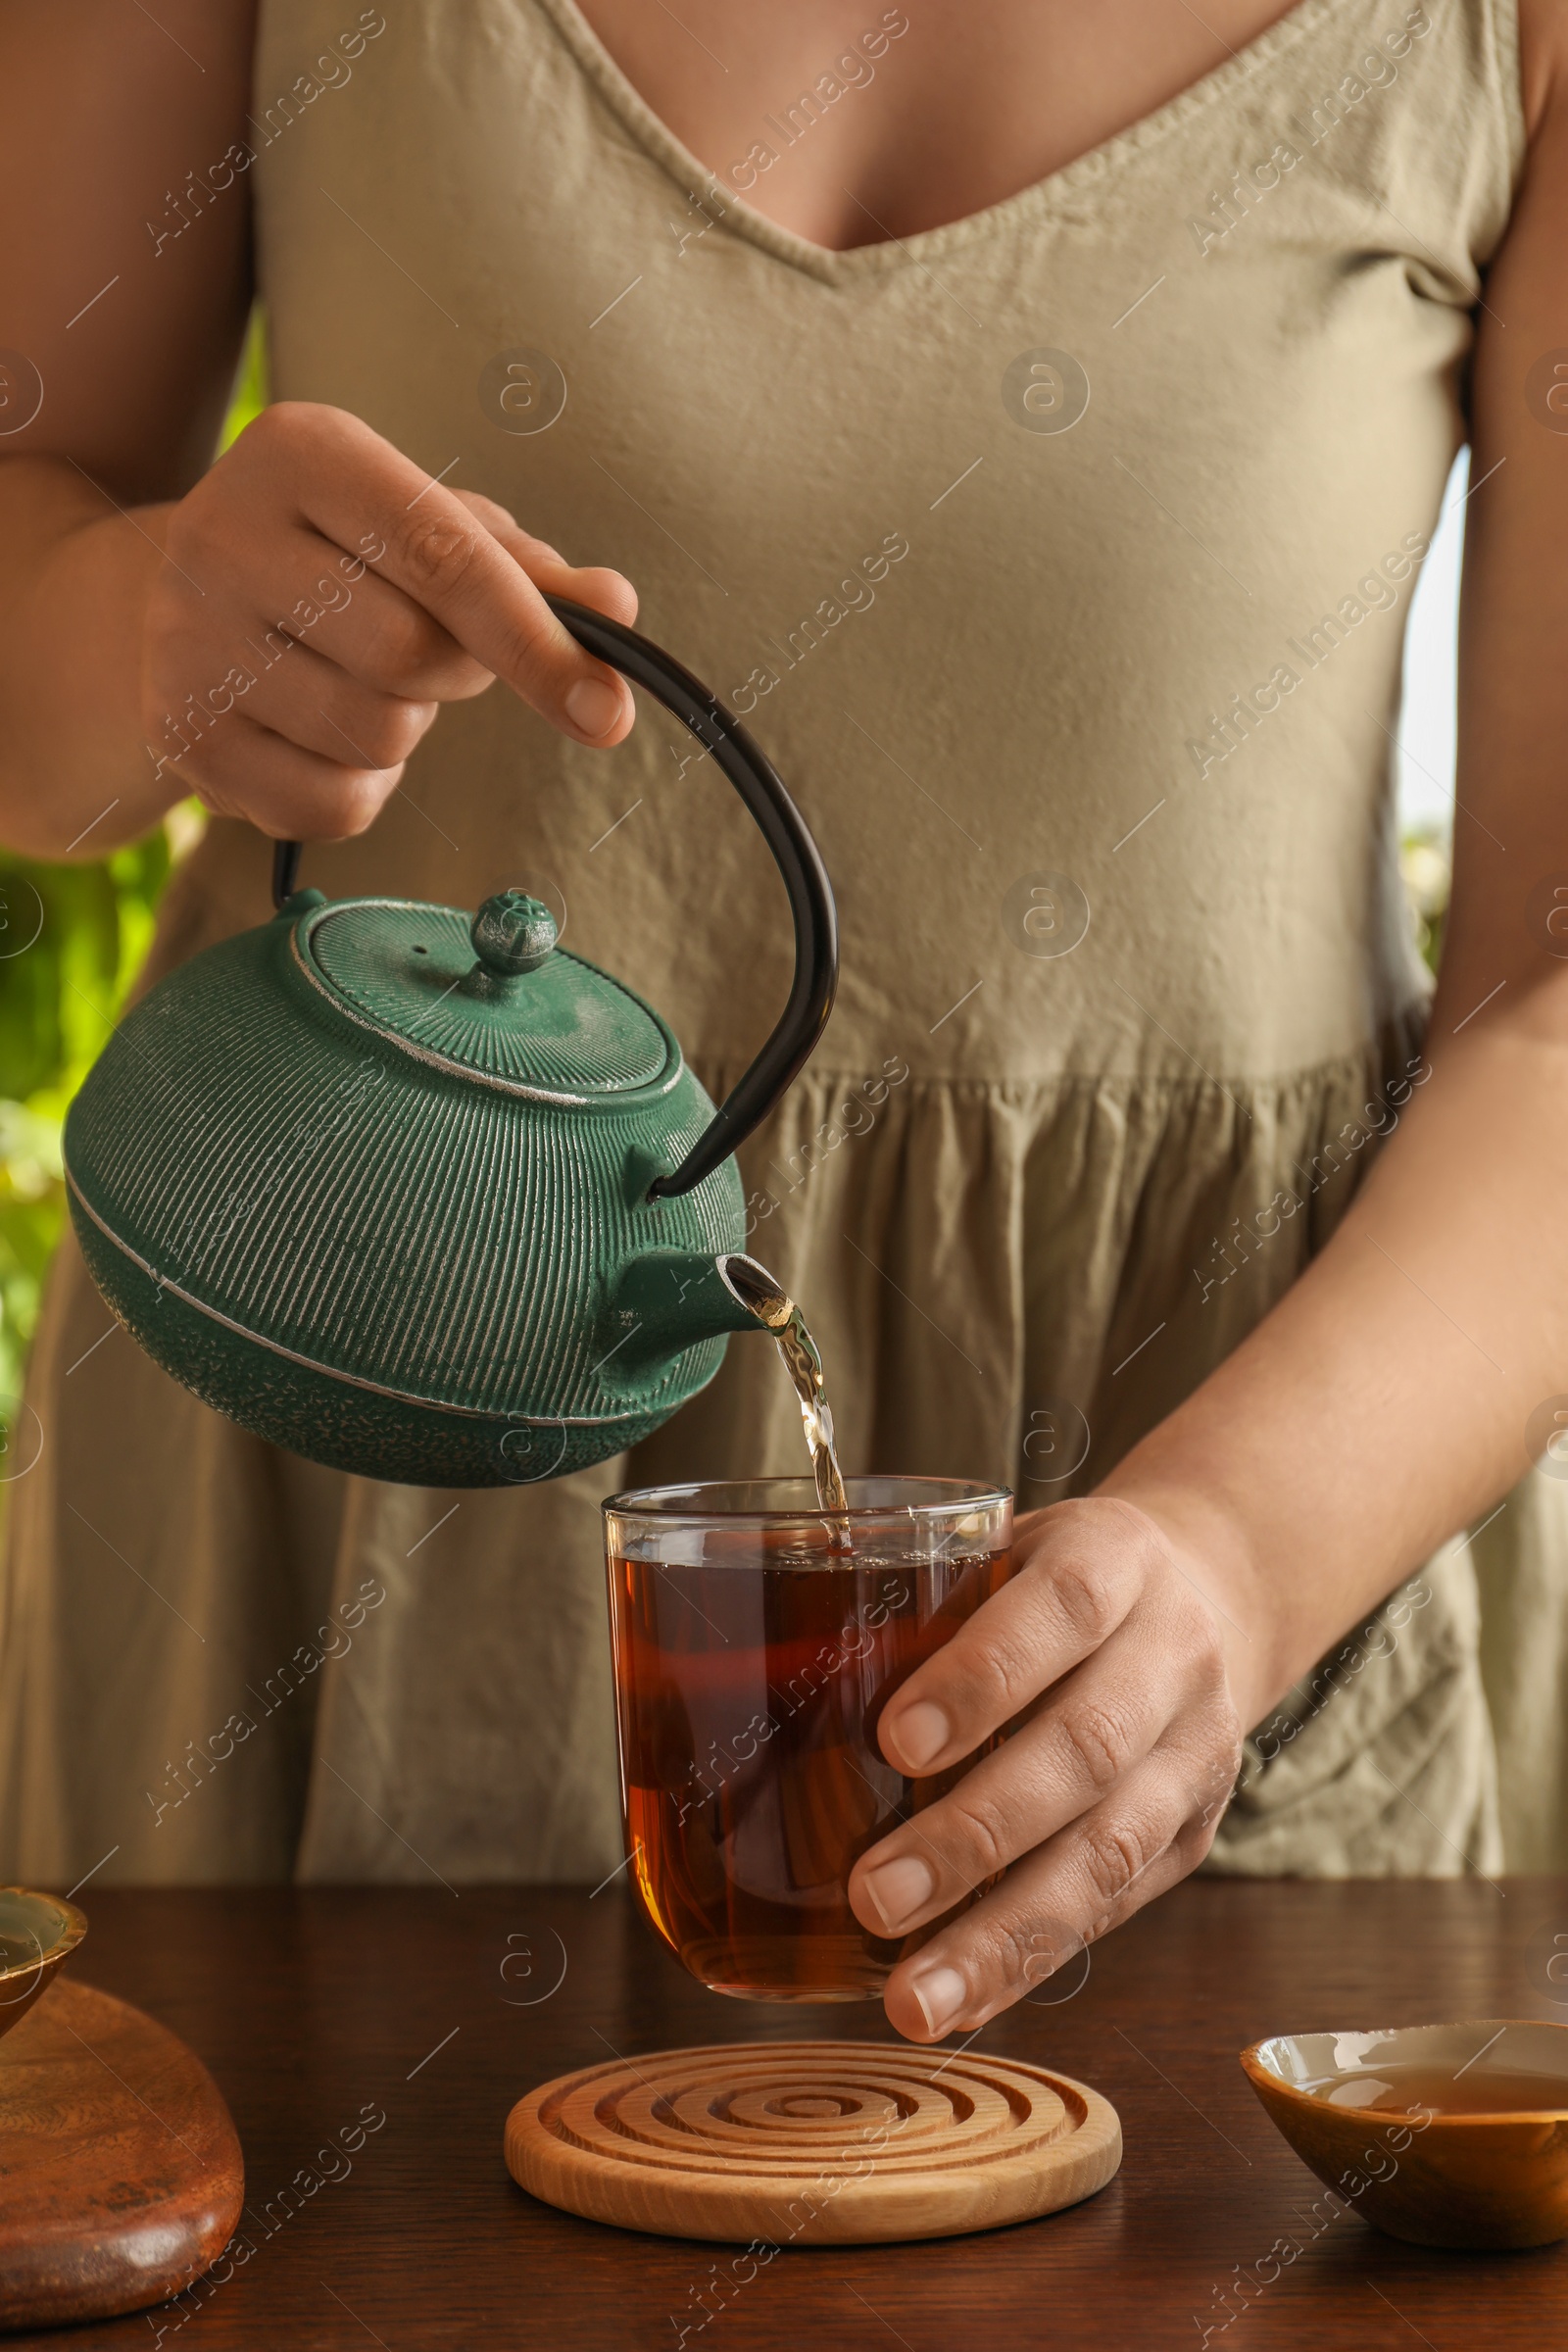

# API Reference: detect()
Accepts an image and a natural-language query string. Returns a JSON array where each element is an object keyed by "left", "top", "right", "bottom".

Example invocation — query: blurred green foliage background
[
  {"left": 0, "top": 315, "right": 266, "bottom": 1411},
  {"left": 0, "top": 312, "right": 1454, "bottom": 1422}
]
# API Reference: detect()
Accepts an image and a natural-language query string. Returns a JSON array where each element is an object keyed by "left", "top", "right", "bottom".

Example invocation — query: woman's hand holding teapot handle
[
  {"left": 140, "top": 399, "right": 638, "bottom": 842},
  {"left": 848, "top": 1494, "right": 1262, "bottom": 2042}
]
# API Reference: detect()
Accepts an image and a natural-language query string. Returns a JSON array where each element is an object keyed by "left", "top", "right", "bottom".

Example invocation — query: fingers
[
  {"left": 882, "top": 1738, "right": 1234, "bottom": 2045},
  {"left": 850, "top": 1492, "right": 1248, "bottom": 2046},
  {"left": 235, "top": 634, "right": 438, "bottom": 772},
  {"left": 877, "top": 1497, "right": 1164, "bottom": 1778},
  {"left": 266, "top": 404, "right": 638, "bottom": 744},
  {"left": 267, "top": 531, "right": 496, "bottom": 704},
  {"left": 187, "top": 710, "right": 405, "bottom": 843},
  {"left": 452, "top": 489, "right": 640, "bottom": 630},
  {"left": 144, "top": 401, "right": 647, "bottom": 846},
  {"left": 851, "top": 1623, "right": 1178, "bottom": 1941}
]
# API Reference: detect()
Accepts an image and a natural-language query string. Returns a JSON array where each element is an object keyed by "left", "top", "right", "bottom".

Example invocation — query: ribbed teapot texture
[{"left": 64, "top": 890, "right": 752, "bottom": 1487}]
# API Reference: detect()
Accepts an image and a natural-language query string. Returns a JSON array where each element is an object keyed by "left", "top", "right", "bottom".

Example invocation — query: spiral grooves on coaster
[{"left": 505, "top": 2041, "right": 1122, "bottom": 2244}]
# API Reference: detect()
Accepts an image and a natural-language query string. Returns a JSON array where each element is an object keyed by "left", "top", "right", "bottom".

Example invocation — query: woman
[{"left": 0, "top": 0, "right": 1562, "bottom": 2046}]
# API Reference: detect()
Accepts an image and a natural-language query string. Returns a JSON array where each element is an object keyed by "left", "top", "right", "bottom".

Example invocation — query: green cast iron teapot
[{"left": 63, "top": 600, "right": 837, "bottom": 1488}]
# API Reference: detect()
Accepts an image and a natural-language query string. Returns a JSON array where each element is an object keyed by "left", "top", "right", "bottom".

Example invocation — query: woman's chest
[
  {"left": 249, "top": 0, "right": 1500, "bottom": 1075},
  {"left": 572, "top": 0, "right": 1303, "bottom": 248}
]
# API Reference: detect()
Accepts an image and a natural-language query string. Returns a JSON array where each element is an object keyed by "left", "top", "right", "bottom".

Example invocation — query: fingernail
[
  {"left": 910, "top": 1965, "right": 967, "bottom": 2038},
  {"left": 889, "top": 1700, "right": 950, "bottom": 1770},
  {"left": 564, "top": 676, "right": 622, "bottom": 738},
  {"left": 861, "top": 1854, "right": 934, "bottom": 1933}
]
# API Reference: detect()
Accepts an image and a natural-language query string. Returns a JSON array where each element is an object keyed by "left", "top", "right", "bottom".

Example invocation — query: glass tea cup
[{"left": 602, "top": 1476, "right": 1014, "bottom": 2001}]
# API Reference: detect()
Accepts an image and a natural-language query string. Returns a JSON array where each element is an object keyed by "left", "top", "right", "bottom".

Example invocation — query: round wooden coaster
[
  {"left": 506, "top": 2041, "right": 1121, "bottom": 2244},
  {"left": 0, "top": 1978, "right": 244, "bottom": 2331}
]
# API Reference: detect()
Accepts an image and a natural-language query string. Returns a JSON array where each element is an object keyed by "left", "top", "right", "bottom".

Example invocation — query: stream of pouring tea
[{"left": 721, "top": 1258, "right": 848, "bottom": 1514}]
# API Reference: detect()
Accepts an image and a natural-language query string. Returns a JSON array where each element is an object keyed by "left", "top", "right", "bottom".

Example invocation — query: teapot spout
[{"left": 600, "top": 1250, "right": 786, "bottom": 1386}]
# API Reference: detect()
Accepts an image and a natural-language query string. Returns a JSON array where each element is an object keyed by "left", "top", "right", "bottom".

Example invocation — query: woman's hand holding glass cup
[{"left": 605, "top": 1484, "right": 1248, "bottom": 2041}]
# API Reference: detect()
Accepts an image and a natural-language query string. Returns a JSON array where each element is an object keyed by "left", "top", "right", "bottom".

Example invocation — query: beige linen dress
[{"left": 5, "top": 0, "right": 1560, "bottom": 1889}]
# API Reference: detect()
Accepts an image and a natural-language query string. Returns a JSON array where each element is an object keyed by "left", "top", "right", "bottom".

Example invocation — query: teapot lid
[{"left": 293, "top": 889, "right": 676, "bottom": 1103}]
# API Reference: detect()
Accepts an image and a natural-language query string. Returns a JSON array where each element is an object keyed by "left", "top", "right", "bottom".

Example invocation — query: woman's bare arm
[
  {"left": 0, "top": 2, "right": 637, "bottom": 860},
  {"left": 1104, "top": 3, "right": 1568, "bottom": 1719},
  {"left": 853, "top": 1, "right": 1568, "bottom": 2040},
  {"left": 0, "top": 0, "right": 256, "bottom": 849}
]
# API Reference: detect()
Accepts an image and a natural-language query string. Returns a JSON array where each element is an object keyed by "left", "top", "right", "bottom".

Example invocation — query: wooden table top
[{"left": 9, "top": 1876, "right": 1568, "bottom": 2349}]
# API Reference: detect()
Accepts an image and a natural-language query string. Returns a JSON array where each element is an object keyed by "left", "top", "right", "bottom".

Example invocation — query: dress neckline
[{"left": 529, "top": 0, "right": 1352, "bottom": 282}]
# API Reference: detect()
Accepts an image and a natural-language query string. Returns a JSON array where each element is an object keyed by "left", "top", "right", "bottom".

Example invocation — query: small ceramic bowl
[
  {"left": 1241, "top": 2021, "right": 1568, "bottom": 2250},
  {"left": 0, "top": 1886, "right": 87, "bottom": 2043}
]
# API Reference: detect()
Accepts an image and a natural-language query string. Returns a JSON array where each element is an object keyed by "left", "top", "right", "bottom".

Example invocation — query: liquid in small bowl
[
  {"left": 1241, "top": 2021, "right": 1568, "bottom": 2249},
  {"left": 1298, "top": 2058, "right": 1568, "bottom": 2118}
]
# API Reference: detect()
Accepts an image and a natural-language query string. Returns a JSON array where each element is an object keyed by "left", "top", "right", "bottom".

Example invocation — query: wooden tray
[
  {"left": 506, "top": 2040, "right": 1121, "bottom": 2244},
  {"left": 0, "top": 1978, "right": 244, "bottom": 2331}
]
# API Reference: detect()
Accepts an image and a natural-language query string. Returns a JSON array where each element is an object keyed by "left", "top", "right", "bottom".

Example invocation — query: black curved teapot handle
[{"left": 271, "top": 595, "right": 838, "bottom": 1201}]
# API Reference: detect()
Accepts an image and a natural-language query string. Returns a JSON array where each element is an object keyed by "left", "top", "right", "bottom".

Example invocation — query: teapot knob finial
[{"left": 470, "top": 890, "right": 558, "bottom": 977}]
